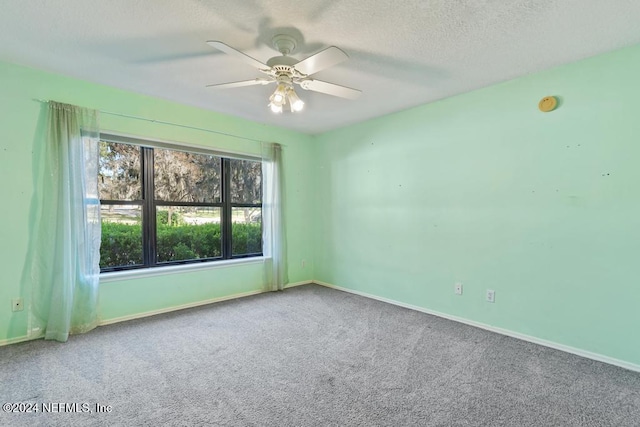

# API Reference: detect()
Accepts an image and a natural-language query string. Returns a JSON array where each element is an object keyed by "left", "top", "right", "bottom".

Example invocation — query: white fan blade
[
  {"left": 206, "top": 78, "right": 273, "bottom": 89},
  {"left": 206, "top": 41, "right": 268, "bottom": 70},
  {"left": 294, "top": 46, "right": 348, "bottom": 76},
  {"left": 298, "top": 79, "right": 361, "bottom": 100}
]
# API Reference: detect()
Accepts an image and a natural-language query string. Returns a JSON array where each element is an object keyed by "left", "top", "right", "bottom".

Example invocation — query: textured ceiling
[{"left": 1, "top": 0, "right": 640, "bottom": 134}]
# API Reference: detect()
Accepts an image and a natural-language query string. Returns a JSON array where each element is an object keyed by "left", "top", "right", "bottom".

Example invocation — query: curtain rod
[{"left": 33, "top": 99, "right": 264, "bottom": 144}]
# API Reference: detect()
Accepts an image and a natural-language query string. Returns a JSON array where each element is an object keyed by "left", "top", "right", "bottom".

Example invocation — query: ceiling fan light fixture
[
  {"left": 287, "top": 88, "right": 304, "bottom": 112},
  {"left": 269, "top": 93, "right": 284, "bottom": 106},
  {"left": 268, "top": 83, "right": 289, "bottom": 113},
  {"left": 269, "top": 102, "right": 282, "bottom": 114},
  {"left": 272, "top": 83, "right": 287, "bottom": 103}
]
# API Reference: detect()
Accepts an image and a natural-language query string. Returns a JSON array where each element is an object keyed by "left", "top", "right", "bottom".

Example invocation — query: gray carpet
[{"left": 1, "top": 284, "right": 639, "bottom": 427}]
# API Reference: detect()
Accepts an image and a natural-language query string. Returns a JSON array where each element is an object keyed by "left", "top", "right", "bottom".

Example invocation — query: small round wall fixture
[{"left": 538, "top": 96, "right": 558, "bottom": 112}]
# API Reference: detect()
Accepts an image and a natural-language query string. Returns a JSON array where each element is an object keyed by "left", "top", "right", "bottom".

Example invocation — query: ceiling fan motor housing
[
  {"left": 275, "top": 69, "right": 295, "bottom": 86},
  {"left": 266, "top": 55, "right": 298, "bottom": 68}
]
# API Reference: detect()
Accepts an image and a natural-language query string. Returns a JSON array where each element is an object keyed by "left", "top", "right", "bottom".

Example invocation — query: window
[{"left": 98, "top": 136, "right": 262, "bottom": 272}]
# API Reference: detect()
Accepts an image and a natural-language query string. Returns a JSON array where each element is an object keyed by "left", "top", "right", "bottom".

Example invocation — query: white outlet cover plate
[
  {"left": 486, "top": 290, "right": 495, "bottom": 303},
  {"left": 11, "top": 298, "right": 24, "bottom": 312},
  {"left": 454, "top": 283, "right": 463, "bottom": 295}
]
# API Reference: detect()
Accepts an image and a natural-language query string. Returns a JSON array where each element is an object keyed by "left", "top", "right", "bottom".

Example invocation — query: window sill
[{"left": 99, "top": 257, "right": 267, "bottom": 284}]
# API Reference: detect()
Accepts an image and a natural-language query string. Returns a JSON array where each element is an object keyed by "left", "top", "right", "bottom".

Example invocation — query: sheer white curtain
[
  {"left": 262, "top": 142, "right": 288, "bottom": 291},
  {"left": 31, "top": 101, "right": 101, "bottom": 342}
]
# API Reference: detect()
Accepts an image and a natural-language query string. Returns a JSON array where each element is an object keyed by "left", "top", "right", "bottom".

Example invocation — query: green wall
[
  {"left": 0, "top": 61, "right": 314, "bottom": 343},
  {"left": 312, "top": 44, "right": 640, "bottom": 366},
  {"left": 2, "top": 43, "right": 640, "bottom": 368}
]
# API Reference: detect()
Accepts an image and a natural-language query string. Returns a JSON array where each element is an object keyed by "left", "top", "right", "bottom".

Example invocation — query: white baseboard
[
  {"left": 4, "top": 283, "right": 312, "bottom": 344},
  {"left": 284, "top": 280, "right": 313, "bottom": 289},
  {"left": 0, "top": 335, "right": 33, "bottom": 347},
  {"left": 4, "top": 281, "right": 313, "bottom": 343},
  {"left": 99, "top": 280, "right": 313, "bottom": 326},
  {"left": 98, "top": 289, "right": 265, "bottom": 326},
  {"left": 313, "top": 280, "right": 640, "bottom": 374}
]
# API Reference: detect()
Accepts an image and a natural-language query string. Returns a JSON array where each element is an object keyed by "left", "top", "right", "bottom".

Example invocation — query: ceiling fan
[{"left": 206, "top": 34, "right": 361, "bottom": 113}]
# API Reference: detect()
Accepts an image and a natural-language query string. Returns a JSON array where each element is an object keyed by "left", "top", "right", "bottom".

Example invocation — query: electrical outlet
[
  {"left": 454, "top": 282, "right": 463, "bottom": 295},
  {"left": 11, "top": 298, "right": 24, "bottom": 312},
  {"left": 486, "top": 290, "right": 495, "bottom": 303}
]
